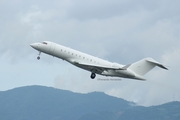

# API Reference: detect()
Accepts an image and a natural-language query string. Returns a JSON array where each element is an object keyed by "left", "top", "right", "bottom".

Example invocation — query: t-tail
[{"left": 127, "top": 58, "right": 168, "bottom": 80}]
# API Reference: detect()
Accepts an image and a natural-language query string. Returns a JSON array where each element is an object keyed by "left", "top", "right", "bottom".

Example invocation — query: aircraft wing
[{"left": 70, "top": 60, "right": 125, "bottom": 73}]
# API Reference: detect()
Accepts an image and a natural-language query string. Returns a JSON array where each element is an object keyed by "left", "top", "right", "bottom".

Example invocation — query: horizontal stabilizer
[
  {"left": 146, "top": 58, "right": 168, "bottom": 70},
  {"left": 128, "top": 58, "right": 168, "bottom": 76}
]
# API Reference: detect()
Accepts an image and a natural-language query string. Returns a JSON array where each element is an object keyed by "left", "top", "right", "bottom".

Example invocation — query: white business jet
[{"left": 30, "top": 41, "right": 168, "bottom": 80}]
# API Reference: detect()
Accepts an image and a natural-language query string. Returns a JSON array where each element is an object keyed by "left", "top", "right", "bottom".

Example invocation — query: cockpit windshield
[{"left": 42, "top": 42, "right": 47, "bottom": 45}]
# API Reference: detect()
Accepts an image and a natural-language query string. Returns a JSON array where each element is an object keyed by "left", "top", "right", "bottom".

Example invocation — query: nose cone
[{"left": 30, "top": 43, "right": 39, "bottom": 50}]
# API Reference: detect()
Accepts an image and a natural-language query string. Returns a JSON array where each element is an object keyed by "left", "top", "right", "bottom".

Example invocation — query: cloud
[
  {"left": 0, "top": 5, "right": 58, "bottom": 63},
  {"left": 67, "top": 0, "right": 160, "bottom": 20}
]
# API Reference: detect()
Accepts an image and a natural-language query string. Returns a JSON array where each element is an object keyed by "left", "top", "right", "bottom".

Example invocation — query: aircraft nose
[{"left": 30, "top": 43, "right": 39, "bottom": 49}]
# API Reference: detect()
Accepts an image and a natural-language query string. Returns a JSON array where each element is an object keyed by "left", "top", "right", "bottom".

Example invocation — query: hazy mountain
[
  {"left": 0, "top": 86, "right": 179, "bottom": 120},
  {"left": 116, "top": 101, "right": 180, "bottom": 120}
]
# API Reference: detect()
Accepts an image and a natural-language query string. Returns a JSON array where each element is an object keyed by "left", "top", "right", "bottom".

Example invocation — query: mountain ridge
[{"left": 0, "top": 85, "right": 179, "bottom": 120}]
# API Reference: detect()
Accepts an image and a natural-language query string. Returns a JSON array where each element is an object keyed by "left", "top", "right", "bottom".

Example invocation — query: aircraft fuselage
[{"left": 31, "top": 41, "right": 167, "bottom": 80}]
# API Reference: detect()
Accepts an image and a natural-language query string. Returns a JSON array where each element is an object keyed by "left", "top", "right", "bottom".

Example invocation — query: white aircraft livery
[{"left": 30, "top": 41, "right": 168, "bottom": 80}]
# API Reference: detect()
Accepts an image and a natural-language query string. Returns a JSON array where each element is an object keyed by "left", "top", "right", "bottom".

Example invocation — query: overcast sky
[{"left": 0, "top": 0, "right": 180, "bottom": 106}]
